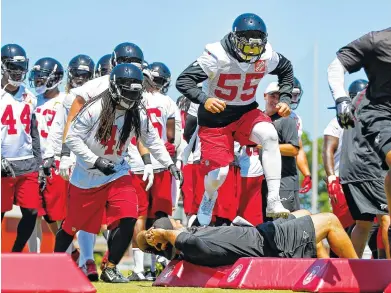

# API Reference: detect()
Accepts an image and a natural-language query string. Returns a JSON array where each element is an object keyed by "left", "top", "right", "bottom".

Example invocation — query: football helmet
[
  {"left": 109, "top": 63, "right": 144, "bottom": 109},
  {"left": 1, "top": 44, "right": 29, "bottom": 87},
  {"left": 147, "top": 62, "right": 171, "bottom": 94},
  {"left": 29, "top": 57, "right": 64, "bottom": 94},
  {"left": 67, "top": 54, "right": 95, "bottom": 88},
  {"left": 291, "top": 77, "right": 303, "bottom": 110},
  {"left": 230, "top": 13, "right": 267, "bottom": 63},
  {"left": 111, "top": 42, "right": 144, "bottom": 69},
  {"left": 95, "top": 54, "right": 111, "bottom": 78},
  {"left": 348, "top": 79, "right": 368, "bottom": 99}
]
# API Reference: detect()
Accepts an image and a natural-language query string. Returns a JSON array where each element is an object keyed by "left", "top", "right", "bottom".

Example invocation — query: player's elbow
[{"left": 292, "top": 146, "right": 299, "bottom": 156}]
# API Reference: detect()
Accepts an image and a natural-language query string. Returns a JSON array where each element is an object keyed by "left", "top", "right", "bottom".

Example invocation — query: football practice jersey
[
  {"left": 290, "top": 111, "right": 303, "bottom": 139},
  {"left": 323, "top": 117, "right": 343, "bottom": 176},
  {"left": 66, "top": 97, "right": 173, "bottom": 189},
  {"left": 70, "top": 75, "right": 109, "bottom": 102},
  {"left": 238, "top": 146, "right": 263, "bottom": 178},
  {"left": 127, "top": 92, "right": 176, "bottom": 172},
  {"left": 197, "top": 41, "right": 279, "bottom": 106},
  {"left": 35, "top": 92, "right": 66, "bottom": 156},
  {"left": 1, "top": 85, "right": 37, "bottom": 160}
]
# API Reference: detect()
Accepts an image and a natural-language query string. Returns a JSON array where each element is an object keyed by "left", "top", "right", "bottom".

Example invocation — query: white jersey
[
  {"left": 323, "top": 117, "right": 343, "bottom": 176},
  {"left": 66, "top": 97, "right": 173, "bottom": 189},
  {"left": 188, "top": 102, "right": 199, "bottom": 117},
  {"left": 197, "top": 42, "right": 279, "bottom": 106},
  {"left": 35, "top": 92, "right": 66, "bottom": 157},
  {"left": 1, "top": 85, "right": 37, "bottom": 160},
  {"left": 238, "top": 146, "right": 263, "bottom": 177},
  {"left": 127, "top": 92, "right": 176, "bottom": 172},
  {"left": 290, "top": 111, "right": 303, "bottom": 139},
  {"left": 70, "top": 75, "right": 109, "bottom": 102}
]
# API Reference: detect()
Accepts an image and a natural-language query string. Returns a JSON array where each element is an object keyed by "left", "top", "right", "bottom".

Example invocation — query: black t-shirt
[
  {"left": 339, "top": 93, "right": 387, "bottom": 183},
  {"left": 336, "top": 28, "right": 391, "bottom": 100},
  {"left": 174, "top": 226, "right": 273, "bottom": 267},
  {"left": 269, "top": 114, "right": 300, "bottom": 191}
]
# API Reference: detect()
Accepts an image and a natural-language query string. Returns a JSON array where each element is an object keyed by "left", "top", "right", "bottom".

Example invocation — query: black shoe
[
  {"left": 145, "top": 269, "right": 157, "bottom": 281},
  {"left": 100, "top": 267, "right": 129, "bottom": 283},
  {"left": 127, "top": 271, "right": 147, "bottom": 281}
]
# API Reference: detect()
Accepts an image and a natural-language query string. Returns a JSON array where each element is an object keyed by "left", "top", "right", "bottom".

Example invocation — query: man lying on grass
[{"left": 137, "top": 210, "right": 358, "bottom": 267}]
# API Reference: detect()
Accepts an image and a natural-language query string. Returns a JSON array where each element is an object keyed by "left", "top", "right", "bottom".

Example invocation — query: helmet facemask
[
  {"left": 109, "top": 77, "right": 143, "bottom": 110},
  {"left": 1, "top": 56, "right": 29, "bottom": 87},
  {"left": 68, "top": 66, "right": 93, "bottom": 88},
  {"left": 290, "top": 87, "right": 303, "bottom": 110},
  {"left": 29, "top": 64, "right": 62, "bottom": 94},
  {"left": 231, "top": 30, "right": 267, "bottom": 63}
]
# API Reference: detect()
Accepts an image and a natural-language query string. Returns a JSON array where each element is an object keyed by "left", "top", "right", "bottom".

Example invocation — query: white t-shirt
[
  {"left": 323, "top": 117, "right": 343, "bottom": 176},
  {"left": 1, "top": 85, "right": 37, "bottom": 160}
]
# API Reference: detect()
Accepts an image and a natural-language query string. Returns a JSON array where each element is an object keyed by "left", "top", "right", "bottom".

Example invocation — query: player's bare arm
[
  {"left": 62, "top": 95, "right": 85, "bottom": 143},
  {"left": 279, "top": 143, "right": 299, "bottom": 157},
  {"left": 297, "top": 139, "right": 311, "bottom": 177},
  {"left": 166, "top": 117, "right": 175, "bottom": 143},
  {"left": 322, "top": 135, "right": 339, "bottom": 178}
]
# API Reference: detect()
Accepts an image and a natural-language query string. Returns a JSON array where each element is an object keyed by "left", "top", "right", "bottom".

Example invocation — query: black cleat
[
  {"left": 127, "top": 271, "right": 147, "bottom": 281},
  {"left": 100, "top": 267, "right": 129, "bottom": 283}
]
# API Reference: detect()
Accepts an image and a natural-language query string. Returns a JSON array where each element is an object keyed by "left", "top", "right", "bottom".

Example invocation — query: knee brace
[
  {"left": 204, "top": 165, "right": 229, "bottom": 194},
  {"left": 250, "top": 122, "right": 279, "bottom": 149}
]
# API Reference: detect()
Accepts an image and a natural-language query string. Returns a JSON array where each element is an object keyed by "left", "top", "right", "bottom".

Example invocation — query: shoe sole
[{"left": 266, "top": 212, "right": 290, "bottom": 218}]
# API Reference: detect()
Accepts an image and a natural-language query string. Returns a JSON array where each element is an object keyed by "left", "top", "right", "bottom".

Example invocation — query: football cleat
[
  {"left": 100, "top": 267, "right": 129, "bottom": 283},
  {"left": 265, "top": 201, "right": 290, "bottom": 219},
  {"left": 127, "top": 271, "right": 147, "bottom": 281}
]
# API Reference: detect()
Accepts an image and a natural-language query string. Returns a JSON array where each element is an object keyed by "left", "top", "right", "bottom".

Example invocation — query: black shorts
[
  {"left": 280, "top": 190, "right": 301, "bottom": 212},
  {"left": 257, "top": 215, "right": 317, "bottom": 258},
  {"left": 357, "top": 95, "right": 391, "bottom": 169},
  {"left": 342, "top": 181, "right": 388, "bottom": 221}
]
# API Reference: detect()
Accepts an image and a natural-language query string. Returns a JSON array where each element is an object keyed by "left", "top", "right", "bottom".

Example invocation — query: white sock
[
  {"left": 28, "top": 218, "right": 42, "bottom": 253},
  {"left": 78, "top": 231, "right": 96, "bottom": 266},
  {"left": 150, "top": 254, "right": 156, "bottom": 272},
  {"left": 133, "top": 248, "right": 144, "bottom": 273}
]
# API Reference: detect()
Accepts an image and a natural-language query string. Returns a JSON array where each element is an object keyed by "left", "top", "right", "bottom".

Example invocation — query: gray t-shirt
[
  {"left": 339, "top": 93, "right": 387, "bottom": 183},
  {"left": 268, "top": 114, "right": 300, "bottom": 191}
]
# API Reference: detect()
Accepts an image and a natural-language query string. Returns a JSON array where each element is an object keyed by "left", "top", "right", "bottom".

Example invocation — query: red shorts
[
  {"left": 131, "top": 170, "right": 172, "bottom": 218},
  {"left": 191, "top": 164, "right": 207, "bottom": 215},
  {"left": 238, "top": 176, "right": 264, "bottom": 226},
  {"left": 38, "top": 161, "right": 68, "bottom": 221},
  {"left": 331, "top": 191, "right": 354, "bottom": 228},
  {"left": 199, "top": 109, "right": 271, "bottom": 172},
  {"left": 182, "top": 164, "right": 194, "bottom": 215},
  {"left": 62, "top": 175, "right": 138, "bottom": 235},
  {"left": 1, "top": 172, "right": 41, "bottom": 213},
  {"left": 213, "top": 166, "right": 240, "bottom": 221}
]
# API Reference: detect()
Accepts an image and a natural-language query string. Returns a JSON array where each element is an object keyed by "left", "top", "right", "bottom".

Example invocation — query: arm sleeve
[
  {"left": 336, "top": 32, "right": 374, "bottom": 73},
  {"left": 65, "top": 109, "right": 99, "bottom": 166},
  {"left": 268, "top": 52, "right": 293, "bottom": 105},
  {"left": 183, "top": 114, "right": 198, "bottom": 144},
  {"left": 281, "top": 118, "right": 300, "bottom": 148},
  {"left": 139, "top": 113, "right": 174, "bottom": 168},
  {"left": 30, "top": 113, "right": 42, "bottom": 164},
  {"left": 327, "top": 57, "right": 348, "bottom": 100}
]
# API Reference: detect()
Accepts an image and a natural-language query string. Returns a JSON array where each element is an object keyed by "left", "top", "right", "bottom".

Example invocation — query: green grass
[{"left": 94, "top": 281, "right": 295, "bottom": 293}]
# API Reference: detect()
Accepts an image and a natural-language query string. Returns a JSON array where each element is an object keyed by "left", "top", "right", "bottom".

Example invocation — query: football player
[
  {"left": 176, "top": 13, "right": 292, "bottom": 226},
  {"left": 289, "top": 78, "right": 312, "bottom": 194},
  {"left": 27, "top": 57, "right": 66, "bottom": 253},
  {"left": 54, "top": 64, "right": 181, "bottom": 283},
  {"left": 327, "top": 28, "right": 391, "bottom": 217},
  {"left": 95, "top": 54, "right": 112, "bottom": 78},
  {"left": 127, "top": 62, "right": 178, "bottom": 281},
  {"left": 1, "top": 44, "right": 41, "bottom": 252}
]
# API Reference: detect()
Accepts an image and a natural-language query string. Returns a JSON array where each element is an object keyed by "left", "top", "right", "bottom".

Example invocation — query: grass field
[{"left": 94, "top": 281, "right": 296, "bottom": 293}]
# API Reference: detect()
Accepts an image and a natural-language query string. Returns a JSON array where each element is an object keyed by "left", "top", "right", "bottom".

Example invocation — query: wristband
[{"left": 141, "top": 154, "right": 152, "bottom": 165}]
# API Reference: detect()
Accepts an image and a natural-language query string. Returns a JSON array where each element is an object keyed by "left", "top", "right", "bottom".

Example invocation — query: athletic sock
[
  {"left": 78, "top": 231, "right": 96, "bottom": 266},
  {"left": 132, "top": 248, "right": 144, "bottom": 273},
  {"left": 150, "top": 254, "right": 156, "bottom": 273}
]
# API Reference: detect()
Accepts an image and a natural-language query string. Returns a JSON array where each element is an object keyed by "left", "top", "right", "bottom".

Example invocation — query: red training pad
[
  {"left": 153, "top": 260, "right": 232, "bottom": 288},
  {"left": 1, "top": 253, "right": 96, "bottom": 293},
  {"left": 384, "top": 283, "right": 391, "bottom": 293},
  {"left": 219, "top": 257, "right": 317, "bottom": 290},
  {"left": 293, "top": 258, "right": 391, "bottom": 293}
]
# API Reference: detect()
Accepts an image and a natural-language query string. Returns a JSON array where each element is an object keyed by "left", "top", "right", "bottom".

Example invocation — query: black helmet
[
  {"left": 94, "top": 54, "right": 111, "bottom": 78},
  {"left": 291, "top": 77, "right": 303, "bottom": 110},
  {"left": 147, "top": 62, "right": 171, "bottom": 93},
  {"left": 348, "top": 79, "right": 368, "bottom": 99},
  {"left": 111, "top": 42, "right": 144, "bottom": 69},
  {"left": 67, "top": 54, "right": 95, "bottom": 88},
  {"left": 1, "top": 44, "right": 29, "bottom": 86},
  {"left": 230, "top": 13, "right": 268, "bottom": 63},
  {"left": 29, "top": 57, "right": 64, "bottom": 94},
  {"left": 109, "top": 63, "right": 144, "bottom": 109}
]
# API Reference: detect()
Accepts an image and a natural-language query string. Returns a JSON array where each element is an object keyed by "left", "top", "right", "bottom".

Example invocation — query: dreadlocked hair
[{"left": 75, "top": 89, "right": 144, "bottom": 147}]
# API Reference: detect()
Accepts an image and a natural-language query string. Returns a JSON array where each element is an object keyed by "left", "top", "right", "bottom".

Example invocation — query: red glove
[
  {"left": 164, "top": 142, "right": 176, "bottom": 157},
  {"left": 299, "top": 175, "right": 312, "bottom": 194},
  {"left": 327, "top": 176, "right": 344, "bottom": 203},
  {"left": 327, "top": 176, "right": 354, "bottom": 228}
]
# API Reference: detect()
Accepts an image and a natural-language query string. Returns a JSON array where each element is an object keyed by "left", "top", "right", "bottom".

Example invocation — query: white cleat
[
  {"left": 266, "top": 201, "right": 290, "bottom": 219},
  {"left": 197, "top": 192, "right": 218, "bottom": 226},
  {"left": 231, "top": 216, "right": 254, "bottom": 227}
]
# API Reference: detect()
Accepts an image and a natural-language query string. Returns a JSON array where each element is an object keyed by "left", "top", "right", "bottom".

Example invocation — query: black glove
[
  {"left": 42, "top": 157, "right": 56, "bottom": 177},
  {"left": 94, "top": 157, "right": 116, "bottom": 176},
  {"left": 336, "top": 97, "right": 355, "bottom": 129},
  {"left": 38, "top": 167, "right": 47, "bottom": 192},
  {"left": 1, "top": 156, "right": 15, "bottom": 178},
  {"left": 168, "top": 164, "right": 183, "bottom": 187}
]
